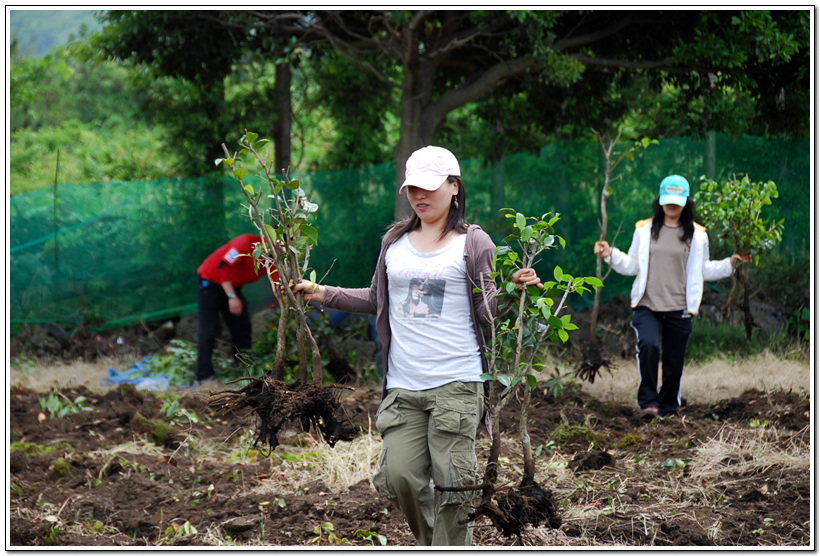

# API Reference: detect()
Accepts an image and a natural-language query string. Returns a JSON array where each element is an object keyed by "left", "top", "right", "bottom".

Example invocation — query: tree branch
[
  {"left": 553, "top": 14, "right": 674, "bottom": 51},
  {"left": 425, "top": 56, "right": 542, "bottom": 131}
]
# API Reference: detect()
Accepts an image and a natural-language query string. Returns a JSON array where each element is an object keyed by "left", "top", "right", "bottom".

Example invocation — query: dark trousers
[
  {"left": 630, "top": 306, "right": 693, "bottom": 416},
  {"left": 197, "top": 277, "right": 252, "bottom": 380}
]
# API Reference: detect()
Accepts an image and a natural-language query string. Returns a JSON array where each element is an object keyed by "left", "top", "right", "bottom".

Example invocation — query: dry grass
[
  {"left": 687, "top": 424, "right": 810, "bottom": 486},
  {"left": 577, "top": 350, "right": 811, "bottom": 406},
  {"left": 527, "top": 420, "right": 812, "bottom": 547},
  {"left": 11, "top": 349, "right": 811, "bottom": 407},
  {"left": 9, "top": 356, "right": 131, "bottom": 393},
  {"left": 249, "top": 426, "right": 382, "bottom": 496}
]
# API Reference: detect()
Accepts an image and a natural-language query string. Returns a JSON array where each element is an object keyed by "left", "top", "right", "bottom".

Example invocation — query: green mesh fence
[{"left": 10, "top": 135, "right": 809, "bottom": 335}]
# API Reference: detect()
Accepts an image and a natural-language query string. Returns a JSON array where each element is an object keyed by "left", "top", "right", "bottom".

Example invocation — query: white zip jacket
[{"left": 605, "top": 218, "right": 734, "bottom": 315}]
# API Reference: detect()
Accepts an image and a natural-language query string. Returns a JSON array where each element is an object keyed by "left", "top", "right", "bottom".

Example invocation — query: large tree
[
  {"left": 93, "top": 10, "right": 809, "bottom": 218},
  {"left": 238, "top": 9, "right": 809, "bottom": 218},
  {"left": 92, "top": 10, "right": 296, "bottom": 174}
]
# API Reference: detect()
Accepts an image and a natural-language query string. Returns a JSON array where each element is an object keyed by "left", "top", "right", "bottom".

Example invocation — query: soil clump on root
[
  {"left": 209, "top": 377, "right": 358, "bottom": 451},
  {"left": 467, "top": 477, "right": 562, "bottom": 542}
]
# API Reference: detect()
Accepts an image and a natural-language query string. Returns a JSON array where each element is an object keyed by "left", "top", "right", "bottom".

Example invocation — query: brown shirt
[{"left": 639, "top": 225, "right": 689, "bottom": 311}]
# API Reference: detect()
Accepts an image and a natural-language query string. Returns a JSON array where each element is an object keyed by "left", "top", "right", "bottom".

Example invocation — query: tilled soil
[{"left": 8, "top": 381, "right": 811, "bottom": 547}]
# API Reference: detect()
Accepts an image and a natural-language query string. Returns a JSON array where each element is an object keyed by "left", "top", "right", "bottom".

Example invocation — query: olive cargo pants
[{"left": 372, "top": 381, "right": 483, "bottom": 546}]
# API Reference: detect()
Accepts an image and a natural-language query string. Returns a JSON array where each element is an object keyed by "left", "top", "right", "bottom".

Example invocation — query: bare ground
[{"left": 8, "top": 353, "right": 812, "bottom": 547}]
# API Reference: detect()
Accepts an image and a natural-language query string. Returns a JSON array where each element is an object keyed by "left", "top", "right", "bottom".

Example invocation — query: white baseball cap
[{"left": 399, "top": 146, "right": 461, "bottom": 194}]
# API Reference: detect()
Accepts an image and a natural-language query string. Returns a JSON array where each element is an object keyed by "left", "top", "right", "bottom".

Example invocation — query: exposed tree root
[
  {"left": 457, "top": 477, "right": 562, "bottom": 542},
  {"left": 575, "top": 343, "right": 617, "bottom": 384},
  {"left": 208, "top": 375, "right": 357, "bottom": 451}
]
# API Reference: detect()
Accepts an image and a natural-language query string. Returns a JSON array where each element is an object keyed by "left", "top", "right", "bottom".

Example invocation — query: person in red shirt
[{"left": 196, "top": 234, "right": 278, "bottom": 382}]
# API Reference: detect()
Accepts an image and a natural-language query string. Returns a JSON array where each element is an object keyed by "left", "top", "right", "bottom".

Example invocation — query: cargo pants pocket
[
  {"left": 431, "top": 382, "right": 482, "bottom": 438},
  {"left": 372, "top": 390, "right": 403, "bottom": 500},
  {"left": 443, "top": 449, "right": 479, "bottom": 505},
  {"left": 372, "top": 446, "right": 395, "bottom": 500},
  {"left": 431, "top": 382, "right": 482, "bottom": 505},
  {"left": 375, "top": 389, "right": 404, "bottom": 435}
]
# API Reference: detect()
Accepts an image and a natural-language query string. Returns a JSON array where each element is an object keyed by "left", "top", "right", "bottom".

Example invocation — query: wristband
[{"left": 227, "top": 292, "right": 237, "bottom": 299}]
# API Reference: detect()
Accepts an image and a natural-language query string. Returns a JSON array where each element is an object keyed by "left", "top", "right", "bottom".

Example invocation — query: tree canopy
[{"left": 88, "top": 9, "right": 810, "bottom": 217}]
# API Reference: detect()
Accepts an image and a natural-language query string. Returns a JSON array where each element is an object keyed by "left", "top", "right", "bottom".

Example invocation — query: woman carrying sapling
[
  {"left": 594, "top": 175, "right": 749, "bottom": 419},
  {"left": 293, "top": 146, "right": 541, "bottom": 546}
]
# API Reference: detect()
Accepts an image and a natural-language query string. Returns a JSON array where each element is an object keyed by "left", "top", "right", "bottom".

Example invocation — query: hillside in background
[{"left": 9, "top": 9, "right": 98, "bottom": 57}]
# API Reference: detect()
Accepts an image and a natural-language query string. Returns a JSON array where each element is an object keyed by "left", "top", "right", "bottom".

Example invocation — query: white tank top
[{"left": 384, "top": 233, "right": 483, "bottom": 390}]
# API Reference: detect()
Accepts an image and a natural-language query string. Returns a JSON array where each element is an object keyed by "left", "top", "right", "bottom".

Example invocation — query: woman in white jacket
[{"left": 594, "top": 175, "right": 748, "bottom": 419}]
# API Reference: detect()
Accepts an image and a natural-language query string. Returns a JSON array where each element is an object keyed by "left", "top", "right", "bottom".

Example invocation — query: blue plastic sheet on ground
[{"left": 102, "top": 356, "right": 170, "bottom": 391}]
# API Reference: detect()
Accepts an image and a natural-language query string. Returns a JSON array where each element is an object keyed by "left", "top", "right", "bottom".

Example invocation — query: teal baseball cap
[{"left": 659, "top": 175, "right": 689, "bottom": 206}]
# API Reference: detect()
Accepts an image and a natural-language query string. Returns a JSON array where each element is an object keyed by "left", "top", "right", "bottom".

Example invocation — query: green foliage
[
  {"left": 11, "top": 440, "right": 73, "bottom": 455},
  {"left": 661, "top": 457, "right": 690, "bottom": 471},
  {"left": 687, "top": 320, "right": 801, "bottom": 363},
  {"left": 550, "top": 421, "right": 601, "bottom": 449},
  {"left": 787, "top": 307, "right": 810, "bottom": 343},
  {"left": 694, "top": 174, "right": 784, "bottom": 264},
  {"left": 143, "top": 340, "right": 226, "bottom": 387},
  {"left": 620, "top": 433, "right": 643, "bottom": 448},
  {"left": 42, "top": 524, "right": 60, "bottom": 544},
  {"left": 482, "top": 209, "right": 601, "bottom": 397},
  {"left": 219, "top": 131, "right": 326, "bottom": 381},
  {"left": 52, "top": 456, "right": 70, "bottom": 477},
  {"left": 160, "top": 397, "right": 202, "bottom": 426},
  {"left": 38, "top": 391, "right": 95, "bottom": 419},
  {"left": 309, "top": 522, "right": 347, "bottom": 545},
  {"left": 132, "top": 412, "right": 171, "bottom": 447},
  {"left": 305, "top": 52, "right": 399, "bottom": 170},
  {"left": 543, "top": 368, "right": 579, "bottom": 399},
  {"left": 246, "top": 309, "right": 376, "bottom": 385},
  {"left": 352, "top": 529, "right": 388, "bottom": 546},
  {"left": 10, "top": 120, "right": 184, "bottom": 195},
  {"left": 159, "top": 521, "right": 198, "bottom": 544},
  {"left": 9, "top": 41, "right": 185, "bottom": 195}
]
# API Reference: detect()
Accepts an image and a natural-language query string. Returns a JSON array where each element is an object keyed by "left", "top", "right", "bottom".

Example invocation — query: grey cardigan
[{"left": 322, "top": 224, "right": 504, "bottom": 397}]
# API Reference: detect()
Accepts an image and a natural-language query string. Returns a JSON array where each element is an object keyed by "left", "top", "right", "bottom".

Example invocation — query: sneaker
[{"left": 640, "top": 406, "right": 659, "bottom": 419}]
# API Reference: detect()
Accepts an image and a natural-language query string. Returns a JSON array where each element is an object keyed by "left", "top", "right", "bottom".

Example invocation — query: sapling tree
[
  {"left": 209, "top": 131, "right": 356, "bottom": 451},
  {"left": 577, "top": 129, "right": 656, "bottom": 384},
  {"left": 694, "top": 174, "right": 784, "bottom": 340},
  {"left": 438, "top": 209, "right": 601, "bottom": 542}
]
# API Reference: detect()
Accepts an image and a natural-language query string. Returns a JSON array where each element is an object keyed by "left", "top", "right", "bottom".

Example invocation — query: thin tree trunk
[
  {"left": 394, "top": 90, "right": 425, "bottom": 220},
  {"left": 740, "top": 264, "right": 755, "bottom": 340},
  {"left": 590, "top": 131, "right": 614, "bottom": 344},
  {"left": 704, "top": 130, "right": 716, "bottom": 180},
  {"left": 273, "top": 63, "right": 292, "bottom": 175},
  {"left": 519, "top": 387, "right": 535, "bottom": 481},
  {"left": 272, "top": 294, "right": 289, "bottom": 380}
]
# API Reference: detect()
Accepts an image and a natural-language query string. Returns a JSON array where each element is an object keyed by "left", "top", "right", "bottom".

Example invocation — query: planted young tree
[
  {"left": 576, "top": 129, "right": 656, "bottom": 384},
  {"left": 439, "top": 210, "right": 601, "bottom": 542},
  {"left": 694, "top": 174, "right": 784, "bottom": 340},
  {"left": 208, "top": 131, "right": 356, "bottom": 451}
]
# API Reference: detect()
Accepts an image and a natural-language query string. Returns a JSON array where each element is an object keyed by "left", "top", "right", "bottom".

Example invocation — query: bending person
[{"left": 196, "top": 234, "right": 278, "bottom": 383}]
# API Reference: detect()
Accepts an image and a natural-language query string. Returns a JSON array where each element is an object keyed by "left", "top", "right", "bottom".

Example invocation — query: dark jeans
[
  {"left": 197, "top": 276, "right": 251, "bottom": 380},
  {"left": 630, "top": 306, "right": 693, "bottom": 416}
]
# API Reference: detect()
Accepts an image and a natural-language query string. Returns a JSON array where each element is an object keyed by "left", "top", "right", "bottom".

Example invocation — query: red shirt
[{"left": 197, "top": 234, "right": 278, "bottom": 288}]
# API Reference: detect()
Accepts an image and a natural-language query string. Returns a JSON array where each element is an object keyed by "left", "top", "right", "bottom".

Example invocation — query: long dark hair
[
  {"left": 384, "top": 176, "right": 468, "bottom": 244},
  {"left": 650, "top": 196, "right": 695, "bottom": 244}
]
